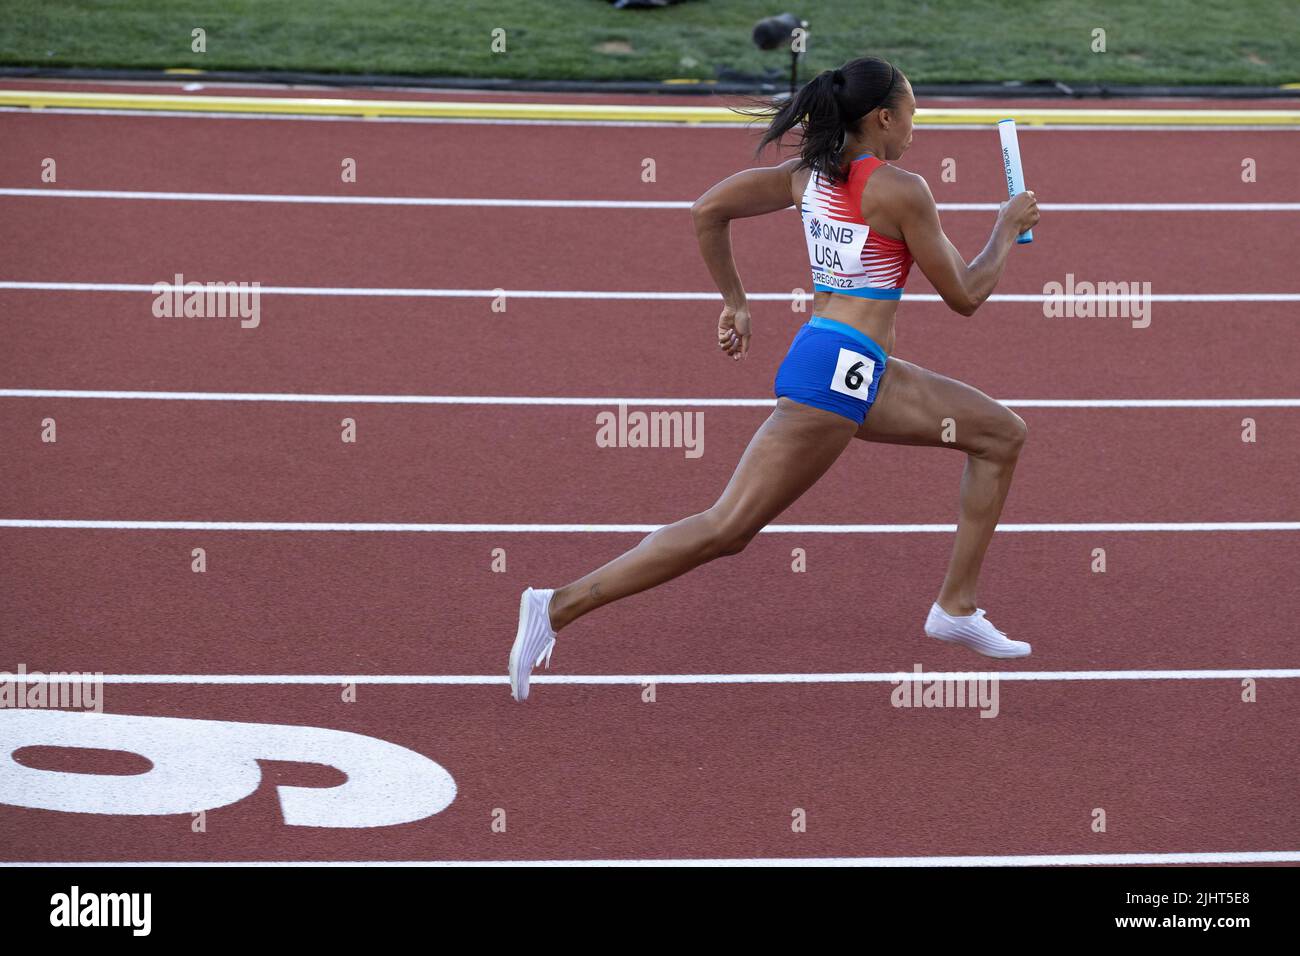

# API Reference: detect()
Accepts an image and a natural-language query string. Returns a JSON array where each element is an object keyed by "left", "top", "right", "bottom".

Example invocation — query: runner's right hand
[{"left": 718, "top": 303, "right": 751, "bottom": 360}]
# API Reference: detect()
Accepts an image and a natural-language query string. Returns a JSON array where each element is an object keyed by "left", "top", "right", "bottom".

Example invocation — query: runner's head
[{"left": 756, "top": 56, "right": 913, "bottom": 182}]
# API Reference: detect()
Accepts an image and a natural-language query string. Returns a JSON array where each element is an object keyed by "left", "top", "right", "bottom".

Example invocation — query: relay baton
[{"left": 997, "top": 118, "right": 1033, "bottom": 244}]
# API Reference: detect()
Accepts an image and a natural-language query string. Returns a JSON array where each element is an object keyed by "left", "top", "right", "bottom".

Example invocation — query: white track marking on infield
[
  {"left": 5, "top": 851, "right": 1300, "bottom": 866},
  {"left": 3, "top": 389, "right": 1299, "bottom": 409},
  {"left": 8, "top": 669, "right": 1298, "bottom": 685},
  {"left": 4, "top": 187, "right": 1298, "bottom": 212},
  {"left": 2, "top": 282, "right": 1297, "bottom": 303},
  {"left": 2, "top": 519, "right": 1298, "bottom": 533}
]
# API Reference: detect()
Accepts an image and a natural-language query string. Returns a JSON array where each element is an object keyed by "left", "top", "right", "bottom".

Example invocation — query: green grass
[{"left": 3, "top": 0, "right": 1297, "bottom": 86}]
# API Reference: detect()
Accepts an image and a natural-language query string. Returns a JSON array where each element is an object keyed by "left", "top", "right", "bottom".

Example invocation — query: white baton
[{"left": 998, "top": 118, "right": 1034, "bottom": 244}]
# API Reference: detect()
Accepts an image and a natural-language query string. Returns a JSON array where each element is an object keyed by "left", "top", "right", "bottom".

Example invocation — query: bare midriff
[
  {"left": 809, "top": 290, "right": 899, "bottom": 356},
  {"left": 792, "top": 165, "right": 904, "bottom": 356}
]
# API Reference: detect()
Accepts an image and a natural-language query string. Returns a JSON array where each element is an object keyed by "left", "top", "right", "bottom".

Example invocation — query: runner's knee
[
  {"left": 971, "top": 408, "right": 1027, "bottom": 461},
  {"left": 700, "top": 509, "right": 759, "bottom": 558},
  {"left": 992, "top": 410, "right": 1028, "bottom": 460}
]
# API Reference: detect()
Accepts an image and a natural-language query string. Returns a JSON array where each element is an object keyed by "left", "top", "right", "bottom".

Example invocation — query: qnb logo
[
  {"left": 807, "top": 216, "right": 822, "bottom": 239},
  {"left": 50, "top": 886, "right": 151, "bottom": 937},
  {"left": 819, "top": 221, "right": 854, "bottom": 244}
]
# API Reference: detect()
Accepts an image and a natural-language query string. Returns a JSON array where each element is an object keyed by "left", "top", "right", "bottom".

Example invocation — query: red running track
[
  {"left": 3, "top": 109, "right": 1299, "bottom": 203},
  {"left": 2, "top": 401, "right": 1297, "bottom": 523},
  {"left": 2, "top": 682, "right": 1295, "bottom": 862},
  {"left": 3, "top": 530, "right": 1298, "bottom": 676},
  {"left": 0, "top": 90, "right": 1297, "bottom": 863},
  {"left": 2, "top": 197, "right": 1293, "bottom": 295},
  {"left": 5, "top": 294, "right": 1300, "bottom": 399}
]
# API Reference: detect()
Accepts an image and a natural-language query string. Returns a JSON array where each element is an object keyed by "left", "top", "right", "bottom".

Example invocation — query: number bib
[{"left": 829, "top": 347, "right": 877, "bottom": 399}]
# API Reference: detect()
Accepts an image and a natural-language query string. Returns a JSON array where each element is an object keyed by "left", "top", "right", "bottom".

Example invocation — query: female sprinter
[{"left": 510, "top": 56, "right": 1040, "bottom": 701}]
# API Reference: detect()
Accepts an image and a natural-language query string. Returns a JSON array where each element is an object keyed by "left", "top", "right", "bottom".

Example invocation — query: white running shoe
[
  {"left": 509, "top": 587, "right": 557, "bottom": 702},
  {"left": 924, "top": 602, "right": 1031, "bottom": 659}
]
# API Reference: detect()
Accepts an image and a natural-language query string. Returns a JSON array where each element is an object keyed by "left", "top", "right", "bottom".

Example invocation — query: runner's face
[{"left": 884, "top": 79, "right": 916, "bottom": 160}]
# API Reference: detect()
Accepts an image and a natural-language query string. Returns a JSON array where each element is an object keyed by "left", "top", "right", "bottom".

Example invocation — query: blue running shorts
[{"left": 773, "top": 315, "right": 889, "bottom": 425}]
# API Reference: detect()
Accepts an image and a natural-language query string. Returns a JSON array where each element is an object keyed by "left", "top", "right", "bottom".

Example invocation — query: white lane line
[
  {"left": 0, "top": 188, "right": 690, "bottom": 209},
  {"left": 943, "top": 201, "right": 1300, "bottom": 212},
  {"left": 2, "top": 519, "right": 1298, "bottom": 533},
  {"left": 3, "top": 389, "right": 1299, "bottom": 409},
  {"left": 4, "top": 188, "right": 1298, "bottom": 212},
  {"left": 9, "top": 669, "right": 1298, "bottom": 685},
  {"left": 6, "top": 851, "right": 1300, "bottom": 866},
  {"left": 2, "top": 282, "right": 1297, "bottom": 303},
  {"left": 2, "top": 107, "right": 1299, "bottom": 133},
  {"left": 0, "top": 107, "right": 767, "bottom": 128}
]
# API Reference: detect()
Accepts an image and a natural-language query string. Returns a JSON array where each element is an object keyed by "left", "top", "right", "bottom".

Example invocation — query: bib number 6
[{"left": 829, "top": 347, "right": 876, "bottom": 399}]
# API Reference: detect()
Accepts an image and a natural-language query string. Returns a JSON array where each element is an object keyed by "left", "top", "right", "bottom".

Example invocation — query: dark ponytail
[{"left": 748, "top": 57, "right": 902, "bottom": 185}]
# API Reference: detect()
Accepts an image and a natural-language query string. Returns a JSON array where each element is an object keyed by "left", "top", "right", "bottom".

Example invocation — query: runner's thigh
[{"left": 855, "top": 356, "right": 1026, "bottom": 455}]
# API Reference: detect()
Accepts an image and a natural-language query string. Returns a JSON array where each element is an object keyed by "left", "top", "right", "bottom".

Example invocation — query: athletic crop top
[{"left": 800, "top": 153, "right": 914, "bottom": 300}]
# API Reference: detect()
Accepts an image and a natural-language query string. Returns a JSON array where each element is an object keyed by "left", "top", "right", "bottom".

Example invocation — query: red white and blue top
[{"left": 800, "top": 153, "right": 914, "bottom": 300}]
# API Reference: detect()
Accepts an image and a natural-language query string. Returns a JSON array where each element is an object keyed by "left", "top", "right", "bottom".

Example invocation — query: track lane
[
  {"left": 1, "top": 198, "right": 1293, "bottom": 295},
  {"left": 1, "top": 681, "right": 1295, "bottom": 861},
  {"left": 3, "top": 293, "right": 1299, "bottom": 400},
  {"left": 3, "top": 530, "right": 1297, "bottom": 675},
  {"left": 1, "top": 109, "right": 1298, "bottom": 203},
  {"left": 1, "top": 401, "right": 1295, "bottom": 523}
]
